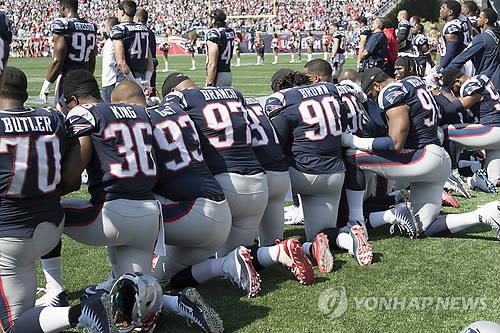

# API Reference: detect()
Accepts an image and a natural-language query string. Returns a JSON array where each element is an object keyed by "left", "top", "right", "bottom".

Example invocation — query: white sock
[
  {"left": 445, "top": 211, "right": 481, "bottom": 233},
  {"left": 336, "top": 233, "right": 353, "bottom": 255},
  {"left": 41, "top": 257, "right": 64, "bottom": 294},
  {"left": 257, "top": 56, "right": 261, "bottom": 63},
  {"left": 274, "top": 55, "right": 278, "bottom": 62},
  {"left": 191, "top": 59, "right": 196, "bottom": 68},
  {"left": 308, "top": 54, "right": 312, "bottom": 61},
  {"left": 162, "top": 295, "right": 179, "bottom": 314},
  {"left": 324, "top": 52, "right": 328, "bottom": 60},
  {"left": 303, "top": 242, "right": 313, "bottom": 259},
  {"left": 346, "top": 189, "right": 365, "bottom": 222},
  {"left": 256, "top": 246, "right": 278, "bottom": 267},
  {"left": 369, "top": 210, "right": 396, "bottom": 228},
  {"left": 39, "top": 306, "right": 71, "bottom": 333},
  {"left": 191, "top": 257, "right": 225, "bottom": 284},
  {"left": 237, "top": 58, "right": 240, "bottom": 66},
  {"left": 165, "top": 62, "right": 169, "bottom": 71}
]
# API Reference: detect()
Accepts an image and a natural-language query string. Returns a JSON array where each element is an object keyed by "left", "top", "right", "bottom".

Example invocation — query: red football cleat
[{"left": 442, "top": 191, "right": 460, "bottom": 208}]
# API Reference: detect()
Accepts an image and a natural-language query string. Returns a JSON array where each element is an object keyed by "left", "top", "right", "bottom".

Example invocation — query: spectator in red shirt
[{"left": 383, "top": 18, "right": 398, "bottom": 77}]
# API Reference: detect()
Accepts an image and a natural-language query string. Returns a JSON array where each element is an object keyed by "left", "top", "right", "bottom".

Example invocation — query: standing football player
[
  {"left": 330, "top": 22, "right": 346, "bottom": 81},
  {"left": 0, "top": 10, "right": 11, "bottom": 83},
  {"left": 355, "top": 16, "right": 371, "bottom": 68},
  {"left": 38, "top": 0, "right": 97, "bottom": 111},
  {"left": 112, "top": 0, "right": 154, "bottom": 89},
  {"left": 134, "top": 8, "right": 157, "bottom": 88},
  {"left": 439, "top": 1, "right": 467, "bottom": 71},
  {"left": 206, "top": 9, "right": 235, "bottom": 87},
  {"left": 396, "top": 9, "right": 412, "bottom": 53},
  {"left": 0, "top": 67, "right": 116, "bottom": 333}
]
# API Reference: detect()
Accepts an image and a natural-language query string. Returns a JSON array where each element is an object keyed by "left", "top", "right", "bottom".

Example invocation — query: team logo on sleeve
[
  {"left": 384, "top": 89, "right": 405, "bottom": 105},
  {"left": 70, "top": 123, "right": 92, "bottom": 135}
]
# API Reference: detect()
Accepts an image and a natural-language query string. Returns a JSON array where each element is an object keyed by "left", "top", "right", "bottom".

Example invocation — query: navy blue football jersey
[
  {"left": 0, "top": 11, "right": 12, "bottom": 76},
  {"left": 460, "top": 75, "right": 500, "bottom": 126},
  {"left": 111, "top": 22, "right": 151, "bottom": 74},
  {"left": 378, "top": 76, "right": 440, "bottom": 149},
  {"left": 0, "top": 107, "right": 67, "bottom": 237},
  {"left": 335, "top": 84, "right": 374, "bottom": 137},
  {"left": 51, "top": 17, "right": 97, "bottom": 74},
  {"left": 266, "top": 83, "right": 346, "bottom": 174},
  {"left": 167, "top": 87, "right": 263, "bottom": 175},
  {"left": 206, "top": 27, "right": 235, "bottom": 73},
  {"left": 440, "top": 19, "right": 465, "bottom": 56},
  {"left": 245, "top": 97, "right": 288, "bottom": 172},
  {"left": 149, "top": 101, "right": 224, "bottom": 201},
  {"left": 65, "top": 103, "right": 157, "bottom": 203},
  {"left": 355, "top": 26, "right": 371, "bottom": 50},
  {"left": 332, "top": 31, "right": 346, "bottom": 53},
  {"left": 397, "top": 19, "right": 412, "bottom": 51}
]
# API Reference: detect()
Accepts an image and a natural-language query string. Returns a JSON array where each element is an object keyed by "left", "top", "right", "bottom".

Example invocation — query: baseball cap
[
  {"left": 360, "top": 67, "right": 387, "bottom": 93},
  {"left": 161, "top": 72, "right": 190, "bottom": 97}
]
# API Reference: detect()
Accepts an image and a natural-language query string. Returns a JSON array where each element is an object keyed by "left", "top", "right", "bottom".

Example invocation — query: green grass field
[{"left": 7, "top": 55, "right": 500, "bottom": 333}]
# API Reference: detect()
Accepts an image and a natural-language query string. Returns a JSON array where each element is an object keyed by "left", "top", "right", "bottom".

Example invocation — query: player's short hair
[
  {"left": 135, "top": 8, "right": 148, "bottom": 23},
  {"left": 415, "top": 23, "right": 424, "bottom": 32},
  {"left": 63, "top": 70, "right": 101, "bottom": 102},
  {"left": 162, "top": 72, "right": 190, "bottom": 97},
  {"left": 481, "top": 8, "right": 498, "bottom": 24},
  {"left": 275, "top": 72, "right": 311, "bottom": 91},
  {"left": 442, "top": 0, "right": 461, "bottom": 18},
  {"left": 463, "top": 1, "right": 479, "bottom": 16},
  {"left": 356, "top": 16, "right": 368, "bottom": 25},
  {"left": 303, "top": 59, "right": 332, "bottom": 79},
  {"left": 59, "top": 0, "right": 78, "bottom": 10},
  {"left": 442, "top": 68, "right": 464, "bottom": 88},
  {"left": 1, "top": 67, "right": 28, "bottom": 101},
  {"left": 119, "top": 0, "right": 137, "bottom": 18},
  {"left": 210, "top": 9, "right": 226, "bottom": 27},
  {"left": 410, "top": 16, "right": 421, "bottom": 24},
  {"left": 105, "top": 16, "right": 119, "bottom": 27}
]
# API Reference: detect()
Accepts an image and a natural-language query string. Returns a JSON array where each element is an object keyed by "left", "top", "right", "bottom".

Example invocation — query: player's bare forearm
[
  {"left": 358, "top": 49, "right": 368, "bottom": 63},
  {"left": 45, "top": 61, "right": 64, "bottom": 83},
  {"left": 46, "top": 35, "right": 67, "bottom": 82},
  {"left": 88, "top": 50, "right": 97, "bottom": 74},
  {"left": 386, "top": 105, "right": 410, "bottom": 152},
  {"left": 59, "top": 136, "right": 93, "bottom": 195},
  {"left": 206, "top": 63, "right": 217, "bottom": 86},
  {"left": 459, "top": 94, "right": 482, "bottom": 109}
]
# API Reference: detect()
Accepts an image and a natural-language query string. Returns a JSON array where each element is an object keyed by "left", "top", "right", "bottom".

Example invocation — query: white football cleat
[{"left": 470, "top": 169, "right": 497, "bottom": 194}]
